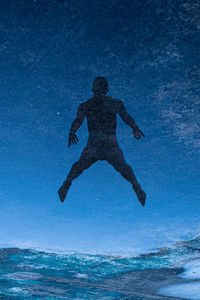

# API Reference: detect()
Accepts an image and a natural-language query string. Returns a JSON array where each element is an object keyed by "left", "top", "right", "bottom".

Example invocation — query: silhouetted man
[{"left": 58, "top": 77, "right": 146, "bottom": 206}]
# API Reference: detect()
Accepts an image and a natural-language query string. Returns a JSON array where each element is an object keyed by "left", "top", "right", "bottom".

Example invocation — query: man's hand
[
  {"left": 133, "top": 128, "right": 145, "bottom": 140},
  {"left": 68, "top": 132, "right": 79, "bottom": 147}
]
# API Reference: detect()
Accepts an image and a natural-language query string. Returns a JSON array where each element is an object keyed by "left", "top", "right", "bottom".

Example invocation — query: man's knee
[
  {"left": 125, "top": 164, "right": 132, "bottom": 172},
  {"left": 114, "top": 163, "right": 132, "bottom": 174},
  {"left": 72, "top": 161, "right": 83, "bottom": 171},
  {"left": 112, "top": 162, "right": 123, "bottom": 172},
  {"left": 72, "top": 160, "right": 91, "bottom": 172}
]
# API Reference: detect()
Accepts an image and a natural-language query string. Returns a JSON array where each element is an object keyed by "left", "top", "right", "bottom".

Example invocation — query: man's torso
[
  {"left": 81, "top": 96, "right": 121, "bottom": 142},
  {"left": 79, "top": 96, "right": 124, "bottom": 159}
]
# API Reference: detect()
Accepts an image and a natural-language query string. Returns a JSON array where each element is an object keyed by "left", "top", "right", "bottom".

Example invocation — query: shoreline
[{"left": 98, "top": 267, "right": 197, "bottom": 299}]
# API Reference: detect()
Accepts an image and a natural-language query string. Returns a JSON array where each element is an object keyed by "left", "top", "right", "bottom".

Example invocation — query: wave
[{"left": 0, "top": 237, "right": 199, "bottom": 299}]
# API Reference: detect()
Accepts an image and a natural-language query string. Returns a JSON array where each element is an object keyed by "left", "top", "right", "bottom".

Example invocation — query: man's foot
[
  {"left": 132, "top": 185, "right": 146, "bottom": 206},
  {"left": 58, "top": 180, "right": 72, "bottom": 202}
]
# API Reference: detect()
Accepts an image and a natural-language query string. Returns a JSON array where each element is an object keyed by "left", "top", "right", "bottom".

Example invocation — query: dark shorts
[
  {"left": 79, "top": 137, "right": 126, "bottom": 164},
  {"left": 67, "top": 137, "right": 137, "bottom": 185}
]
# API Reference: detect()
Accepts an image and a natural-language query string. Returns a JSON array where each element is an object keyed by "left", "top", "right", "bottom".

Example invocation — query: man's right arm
[{"left": 68, "top": 104, "right": 85, "bottom": 147}]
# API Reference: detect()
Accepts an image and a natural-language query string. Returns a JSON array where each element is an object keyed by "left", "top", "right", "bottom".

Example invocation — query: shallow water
[{"left": 0, "top": 237, "right": 199, "bottom": 299}]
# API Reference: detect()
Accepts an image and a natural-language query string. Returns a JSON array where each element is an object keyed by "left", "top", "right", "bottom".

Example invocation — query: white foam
[
  {"left": 159, "top": 258, "right": 200, "bottom": 299},
  {"left": 9, "top": 287, "right": 29, "bottom": 295},
  {"left": 180, "top": 259, "right": 200, "bottom": 280},
  {"left": 10, "top": 287, "right": 23, "bottom": 293},
  {"left": 5, "top": 272, "right": 43, "bottom": 281},
  {"left": 18, "top": 263, "right": 50, "bottom": 269},
  {"left": 75, "top": 273, "right": 88, "bottom": 278},
  {"left": 159, "top": 282, "right": 200, "bottom": 300}
]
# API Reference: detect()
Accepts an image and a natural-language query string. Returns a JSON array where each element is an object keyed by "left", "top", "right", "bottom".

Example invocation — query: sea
[{"left": 0, "top": 237, "right": 199, "bottom": 299}]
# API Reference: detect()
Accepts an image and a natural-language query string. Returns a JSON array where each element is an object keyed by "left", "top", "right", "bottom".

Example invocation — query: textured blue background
[{"left": 0, "top": 0, "right": 199, "bottom": 255}]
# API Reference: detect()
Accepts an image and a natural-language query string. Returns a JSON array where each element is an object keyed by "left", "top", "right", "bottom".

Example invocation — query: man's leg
[
  {"left": 58, "top": 146, "right": 98, "bottom": 202},
  {"left": 106, "top": 146, "right": 146, "bottom": 206}
]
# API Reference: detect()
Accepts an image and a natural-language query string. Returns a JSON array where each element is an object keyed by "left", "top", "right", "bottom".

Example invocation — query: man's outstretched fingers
[
  {"left": 68, "top": 132, "right": 79, "bottom": 147},
  {"left": 74, "top": 137, "right": 78, "bottom": 144}
]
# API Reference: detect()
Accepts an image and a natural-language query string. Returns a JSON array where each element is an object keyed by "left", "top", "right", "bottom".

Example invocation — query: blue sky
[{"left": 0, "top": 0, "right": 199, "bottom": 255}]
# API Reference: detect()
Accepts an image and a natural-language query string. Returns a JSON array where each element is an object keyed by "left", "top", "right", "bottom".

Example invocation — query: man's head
[{"left": 92, "top": 77, "right": 108, "bottom": 96}]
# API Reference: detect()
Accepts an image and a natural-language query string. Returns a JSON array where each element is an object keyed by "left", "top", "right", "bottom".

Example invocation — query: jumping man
[{"left": 58, "top": 77, "right": 146, "bottom": 206}]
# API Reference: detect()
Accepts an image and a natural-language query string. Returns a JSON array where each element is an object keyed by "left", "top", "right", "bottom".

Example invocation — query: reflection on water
[{"left": 0, "top": 237, "right": 199, "bottom": 299}]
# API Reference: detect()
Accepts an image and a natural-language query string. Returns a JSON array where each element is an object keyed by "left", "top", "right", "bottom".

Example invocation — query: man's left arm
[{"left": 117, "top": 101, "right": 145, "bottom": 140}]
